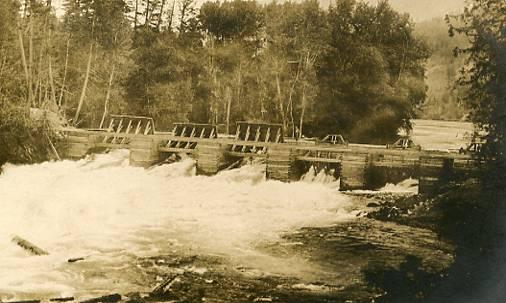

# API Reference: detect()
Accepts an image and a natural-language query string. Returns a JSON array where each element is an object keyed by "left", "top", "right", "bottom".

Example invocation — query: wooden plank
[
  {"left": 134, "top": 120, "right": 142, "bottom": 134},
  {"left": 185, "top": 127, "right": 197, "bottom": 148},
  {"left": 231, "top": 124, "right": 241, "bottom": 152},
  {"left": 251, "top": 127, "right": 261, "bottom": 153},
  {"left": 12, "top": 236, "right": 49, "bottom": 256},
  {"left": 158, "top": 147, "right": 196, "bottom": 154},
  {"left": 120, "top": 120, "right": 133, "bottom": 144},
  {"left": 175, "top": 126, "right": 187, "bottom": 148},
  {"left": 241, "top": 126, "right": 251, "bottom": 152},
  {"left": 66, "top": 135, "right": 91, "bottom": 143},
  {"left": 274, "top": 128, "right": 281, "bottom": 143},
  {"left": 226, "top": 151, "right": 267, "bottom": 158},
  {"left": 105, "top": 118, "right": 115, "bottom": 132},
  {"left": 262, "top": 127, "right": 271, "bottom": 153},
  {"left": 296, "top": 156, "right": 342, "bottom": 164},
  {"left": 66, "top": 143, "right": 90, "bottom": 157},
  {"left": 79, "top": 294, "right": 121, "bottom": 303},
  {"left": 95, "top": 143, "right": 131, "bottom": 149},
  {"left": 143, "top": 121, "right": 152, "bottom": 135},
  {"left": 110, "top": 118, "right": 124, "bottom": 144}
]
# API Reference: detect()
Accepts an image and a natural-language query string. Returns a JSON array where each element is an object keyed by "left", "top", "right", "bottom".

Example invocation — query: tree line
[{"left": 0, "top": 0, "right": 430, "bottom": 143}]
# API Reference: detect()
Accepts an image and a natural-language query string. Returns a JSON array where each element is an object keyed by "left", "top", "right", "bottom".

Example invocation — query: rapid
[
  {"left": 1, "top": 118, "right": 468, "bottom": 301},
  {"left": 0, "top": 150, "right": 356, "bottom": 300}
]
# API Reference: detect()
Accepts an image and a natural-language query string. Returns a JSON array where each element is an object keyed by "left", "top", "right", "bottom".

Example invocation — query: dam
[{"left": 60, "top": 115, "right": 481, "bottom": 194}]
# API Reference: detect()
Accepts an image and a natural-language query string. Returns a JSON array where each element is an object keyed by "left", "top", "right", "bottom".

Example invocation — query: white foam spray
[
  {"left": 0, "top": 150, "right": 353, "bottom": 299},
  {"left": 378, "top": 178, "right": 419, "bottom": 193},
  {"left": 300, "top": 166, "right": 340, "bottom": 189}
]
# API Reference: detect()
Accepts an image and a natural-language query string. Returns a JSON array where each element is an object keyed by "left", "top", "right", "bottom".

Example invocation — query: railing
[
  {"left": 159, "top": 123, "right": 217, "bottom": 153},
  {"left": 100, "top": 114, "right": 156, "bottom": 144},
  {"left": 229, "top": 122, "right": 284, "bottom": 154}
]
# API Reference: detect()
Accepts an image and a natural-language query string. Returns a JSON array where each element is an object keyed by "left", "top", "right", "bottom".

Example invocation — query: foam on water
[
  {"left": 300, "top": 166, "right": 340, "bottom": 188},
  {"left": 348, "top": 178, "right": 419, "bottom": 195},
  {"left": 0, "top": 150, "right": 353, "bottom": 299},
  {"left": 379, "top": 178, "right": 419, "bottom": 193}
]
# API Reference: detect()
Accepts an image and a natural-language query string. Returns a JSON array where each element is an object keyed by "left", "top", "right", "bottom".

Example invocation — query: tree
[
  {"left": 0, "top": 1, "right": 60, "bottom": 166},
  {"left": 0, "top": 0, "right": 23, "bottom": 105},
  {"left": 63, "top": 0, "right": 132, "bottom": 126},
  {"left": 426, "top": 3, "right": 506, "bottom": 302},
  {"left": 449, "top": 0, "right": 506, "bottom": 164},
  {"left": 200, "top": 0, "right": 263, "bottom": 42},
  {"left": 313, "top": 0, "right": 429, "bottom": 143},
  {"left": 177, "top": 0, "right": 197, "bottom": 33},
  {"left": 199, "top": 0, "right": 263, "bottom": 131},
  {"left": 261, "top": 0, "right": 329, "bottom": 136}
]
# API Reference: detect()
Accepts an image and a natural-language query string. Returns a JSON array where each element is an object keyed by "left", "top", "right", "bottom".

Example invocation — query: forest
[{"left": 0, "top": 0, "right": 430, "bottom": 145}]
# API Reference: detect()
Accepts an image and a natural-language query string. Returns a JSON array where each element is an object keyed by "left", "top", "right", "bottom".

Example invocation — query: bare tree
[
  {"left": 178, "top": 0, "right": 195, "bottom": 33},
  {"left": 73, "top": 42, "right": 93, "bottom": 125}
]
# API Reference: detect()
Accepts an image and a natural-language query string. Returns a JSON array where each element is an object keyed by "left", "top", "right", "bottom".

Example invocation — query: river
[{"left": 0, "top": 120, "right": 470, "bottom": 302}]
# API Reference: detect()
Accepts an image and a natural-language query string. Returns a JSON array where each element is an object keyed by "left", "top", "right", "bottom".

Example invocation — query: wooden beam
[
  {"left": 296, "top": 156, "right": 342, "bottom": 164},
  {"left": 241, "top": 125, "right": 251, "bottom": 152},
  {"left": 12, "top": 236, "right": 49, "bottom": 256},
  {"left": 134, "top": 120, "right": 142, "bottom": 134},
  {"left": 158, "top": 147, "right": 196, "bottom": 154},
  {"left": 185, "top": 127, "right": 196, "bottom": 148}
]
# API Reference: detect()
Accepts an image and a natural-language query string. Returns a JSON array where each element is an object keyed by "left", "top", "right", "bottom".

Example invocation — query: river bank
[{"left": 0, "top": 107, "right": 58, "bottom": 170}]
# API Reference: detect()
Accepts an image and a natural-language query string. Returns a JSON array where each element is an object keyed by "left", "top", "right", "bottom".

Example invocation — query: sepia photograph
[{"left": 0, "top": 0, "right": 505, "bottom": 302}]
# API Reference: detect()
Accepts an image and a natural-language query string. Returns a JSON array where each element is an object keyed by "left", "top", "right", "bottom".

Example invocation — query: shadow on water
[{"left": 363, "top": 255, "right": 446, "bottom": 303}]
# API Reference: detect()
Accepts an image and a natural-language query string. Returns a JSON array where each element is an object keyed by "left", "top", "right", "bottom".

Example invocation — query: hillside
[{"left": 415, "top": 17, "right": 470, "bottom": 120}]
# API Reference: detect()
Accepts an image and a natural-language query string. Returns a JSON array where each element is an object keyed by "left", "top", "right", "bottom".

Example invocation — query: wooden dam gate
[{"left": 60, "top": 117, "right": 481, "bottom": 194}]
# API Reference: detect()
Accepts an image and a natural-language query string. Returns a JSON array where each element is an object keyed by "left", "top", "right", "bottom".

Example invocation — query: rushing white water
[
  {"left": 379, "top": 178, "right": 419, "bottom": 193},
  {"left": 0, "top": 150, "right": 354, "bottom": 300},
  {"left": 300, "top": 166, "right": 339, "bottom": 188},
  {"left": 346, "top": 178, "right": 419, "bottom": 195}
]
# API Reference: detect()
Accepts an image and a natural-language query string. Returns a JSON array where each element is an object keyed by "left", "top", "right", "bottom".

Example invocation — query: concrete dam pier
[{"left": 61, "top": 116, "right": 480, "bottom": 194}]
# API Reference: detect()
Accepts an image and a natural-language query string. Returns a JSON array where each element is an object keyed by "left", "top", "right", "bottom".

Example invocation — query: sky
[
  {"left": 51, "top": 0, "right": 467, "bottom": 22},
  {"left": 363, "top": 0, "right": 466, "bottom": 21}
]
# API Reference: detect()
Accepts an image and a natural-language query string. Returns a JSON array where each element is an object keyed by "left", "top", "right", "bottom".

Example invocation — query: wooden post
[
  {"left": 129, "top": 136, "right": 160, "bottom": 167},
  {"left": 266, "top": 145, "right": 300, "bottom": 182},
  {"left": 195, "top": 142, "right": 230, "bottom": 175},
  {"left": 419, "top": 156, "right": 454, "bottom": 195},
  {"left": 339, "top": 153, "right": 369, "bottom": 190},
  {"left": 64, "top": 130, "right": 94, "bottom": 159}
]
